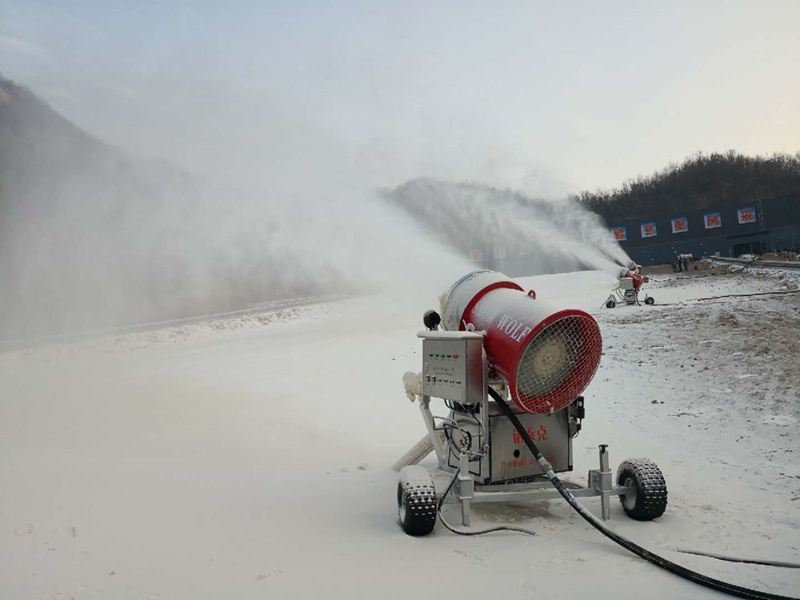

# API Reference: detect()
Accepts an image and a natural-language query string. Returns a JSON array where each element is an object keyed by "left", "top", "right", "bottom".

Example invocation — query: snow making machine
[
  {"left": 605, "top": 262, "right": 654, "bottom": 308},
  {"left": 396, "top": 270, "right": 667, "bottom": 536}
]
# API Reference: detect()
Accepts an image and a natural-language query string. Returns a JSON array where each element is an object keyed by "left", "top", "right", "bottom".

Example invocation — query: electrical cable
[
  {"left": 438, "top": 405, "right": 485, "bottom": 462},
  {"left": 485, "top": 386, "right": 799, "bottom": 600},
  {"left": 672, "top": 549, "right": 800, "bottom": 570},
  {"left": 436, "top": 467, "right": 539, "bottom": 538},
  {"left": 597, "top": 288, "right": 800, "bottom": 311},
  {"left": 691, "top": 289, "right": 800, "bottom": 301},
  {"left": 433, "top": 415, "right": 474, "bottom": 458}
]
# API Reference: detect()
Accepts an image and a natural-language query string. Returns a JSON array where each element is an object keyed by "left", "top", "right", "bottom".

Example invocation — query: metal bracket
[
  {"left": 588, "top": 444, "right": 614, "bottom": 520},
  {"left": 418, "top": 395, "right": 447, "bottom": 468},
  {"left": 456, "top": 451, "right": 474, "bottom": 526}
]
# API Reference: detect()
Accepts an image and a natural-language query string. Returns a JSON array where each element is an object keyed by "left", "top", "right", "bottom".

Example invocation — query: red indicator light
[
  {"left": 452, "top": 354, "right": 458, "bottom": 359},
  {"left": 446, "top": 355, "right": 451, "bottom": 359}
]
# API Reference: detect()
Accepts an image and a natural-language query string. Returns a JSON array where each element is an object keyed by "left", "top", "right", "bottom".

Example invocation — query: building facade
[{"left": 608, "top": 193, "right": 800, "bottom": 265}]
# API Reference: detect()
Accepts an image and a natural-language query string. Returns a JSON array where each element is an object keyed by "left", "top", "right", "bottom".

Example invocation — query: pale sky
[{"left": 1, "top": 0, "right": 798, "bottom": 196}]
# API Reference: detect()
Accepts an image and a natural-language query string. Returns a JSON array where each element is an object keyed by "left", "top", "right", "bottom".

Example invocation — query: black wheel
[
  {"left": 617, "top": 458, "right": 667, "bottom": 521},
  {"left": 397, "top": 466, "right": 437, "bottom": 536},
  {"left": 644, "top": 297, "right": 655, "bottom": 305},
  {"left": 606, "top": 299, "right": 616, "bottom": 309}
]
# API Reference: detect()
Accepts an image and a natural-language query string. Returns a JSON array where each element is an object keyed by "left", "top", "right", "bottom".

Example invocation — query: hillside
[
  {"left": 0, "top": 75, "right": 207, "bottom": 339},
  {"left": 574, "top": 151, "right": 800, "bottom": 222},
  {"left": 0, "top": 75, "right": 331, "bottom": 340}
]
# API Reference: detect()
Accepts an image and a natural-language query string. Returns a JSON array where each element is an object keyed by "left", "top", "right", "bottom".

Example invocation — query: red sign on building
[
  {"left": 641, "top": 222, "right": 657, "bottom": 238},
  {"left": 737, "top": 207, "right": 756, "bottom": 224},
  {"left": 671, "top": 217, "right": 688, "bottom": 233},
  {"left": 704, "top": 212, "right": 721, "bottom": 229}
]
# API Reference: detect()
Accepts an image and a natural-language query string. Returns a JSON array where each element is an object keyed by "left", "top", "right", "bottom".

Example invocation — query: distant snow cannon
[
  {"left": 605, "top": 262, "right": 654, "bottom": 308},
  {"left": 440, "top": 270, "right": 602, "bottom": 414}
]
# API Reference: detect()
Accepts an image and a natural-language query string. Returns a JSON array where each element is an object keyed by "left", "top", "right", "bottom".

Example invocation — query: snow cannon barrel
[{"left": 441, "top": 271, "right": 602, "bottom": 414}]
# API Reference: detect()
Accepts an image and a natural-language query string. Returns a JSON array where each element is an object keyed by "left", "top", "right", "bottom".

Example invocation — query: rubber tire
[
  {"left": 644, "top": 297, "right": 655, "bottom": 305},
  {"left": 397, "top": 467, "right": 437, "bottom": 536},
  {"left": 606, "top": 299, "right": 616, "bottom": 309},
  {"left": 617, "top": 458, "right": 667, "bottom": 521}
]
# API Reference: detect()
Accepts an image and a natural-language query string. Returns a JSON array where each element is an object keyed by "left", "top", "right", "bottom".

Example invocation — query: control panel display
[{"left": 420, "top": 333, "right": 483, "bottom": 404}]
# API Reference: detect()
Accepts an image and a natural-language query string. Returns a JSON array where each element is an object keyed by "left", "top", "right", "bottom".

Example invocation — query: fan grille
[{"left": 514, "top": 315, "right": 602, "bottom": 413}]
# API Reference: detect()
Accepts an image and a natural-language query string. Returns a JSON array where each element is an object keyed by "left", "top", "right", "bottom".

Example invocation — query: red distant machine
[{"left": 605, "top": 262, "right": 654, "bottom": 308}]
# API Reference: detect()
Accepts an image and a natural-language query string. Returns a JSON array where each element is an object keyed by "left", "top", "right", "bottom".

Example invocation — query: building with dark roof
[{"left": 608, "top": 193, "right": 800, "bottom": 265}]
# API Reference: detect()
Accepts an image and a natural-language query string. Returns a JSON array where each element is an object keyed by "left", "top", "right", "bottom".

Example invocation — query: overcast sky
[{"left": 1, "top": 0, "right": 798, "bottom": 196}]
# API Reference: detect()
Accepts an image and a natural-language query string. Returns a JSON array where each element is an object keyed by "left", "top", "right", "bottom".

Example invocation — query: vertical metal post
[
  {"left": 479, "top": 348, "right": 491, "bottom": 482},
  {"left": 419, "top": 395, "right": 446, "bottom": 467},
  {"left": 457, "top": 450, "right": 473, "bottom": 526},
  {"left": 599, "top": 444, "right": 612, "bottom": 521}
]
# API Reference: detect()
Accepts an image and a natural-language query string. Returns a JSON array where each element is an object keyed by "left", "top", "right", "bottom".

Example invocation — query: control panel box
[{"left": 418, "top": 331, "right": 485, "bottom": 405}]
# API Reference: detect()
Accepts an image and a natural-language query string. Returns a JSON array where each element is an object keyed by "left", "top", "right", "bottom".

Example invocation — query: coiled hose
[{"left": 484, "top": 386, "right": 798, "bottom": 600}]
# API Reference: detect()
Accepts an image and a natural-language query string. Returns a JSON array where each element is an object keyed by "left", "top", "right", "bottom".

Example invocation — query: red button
[{"left": 452, "top": 354, "right": 458, "bottom": 359}]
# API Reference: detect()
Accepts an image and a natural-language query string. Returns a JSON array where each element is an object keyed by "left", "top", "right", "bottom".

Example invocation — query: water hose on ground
[{"left": 485, "top": 386, "right": 798, "bottom": 600}]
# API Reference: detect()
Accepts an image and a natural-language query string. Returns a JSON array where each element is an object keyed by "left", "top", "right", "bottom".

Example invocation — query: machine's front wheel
[
  {"left": 644, "top": 296, "right": 655, "bottom": 305},
  {"left": 397, "top": 466, "right": 437, "bottom": 536},
  {"left": 617, "top": 458, "right": 667, "bottom": 521},
  {"left": 606, "top": 298, "right": 616, "bottom": 309}
]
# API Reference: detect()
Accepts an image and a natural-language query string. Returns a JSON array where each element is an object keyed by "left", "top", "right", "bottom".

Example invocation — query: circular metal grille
[{"left": 514, "top": 315, "right": 602, "bottom": 413}]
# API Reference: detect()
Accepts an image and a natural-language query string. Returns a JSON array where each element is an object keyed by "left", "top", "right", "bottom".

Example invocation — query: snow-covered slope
[{"left": 1, "top": 270, "right": 798, "bottom": 599}]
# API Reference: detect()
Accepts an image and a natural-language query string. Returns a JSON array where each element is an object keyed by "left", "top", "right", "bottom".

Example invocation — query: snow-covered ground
[{"left": 1, "top": 267, "right": 799, "bottom": 599}]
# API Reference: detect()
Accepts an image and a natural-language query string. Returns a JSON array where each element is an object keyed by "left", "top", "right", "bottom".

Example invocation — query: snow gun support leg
[
  {"left": 588, "top": 444, "right": 614, "bottom": 521},
  {"left": 456, "top": 450, "right": 474, "bottom": 526}
]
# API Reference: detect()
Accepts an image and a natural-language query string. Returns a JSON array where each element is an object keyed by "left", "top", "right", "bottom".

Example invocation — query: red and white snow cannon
[
  {"left": 605, "top": 262, "right": 654, "bottom": 307},
  {"left": 395, "top": 270, "right": 667, "bottom": 536},
  {"left": 440, "top": 270, "right": 603, "bottom": 414}
]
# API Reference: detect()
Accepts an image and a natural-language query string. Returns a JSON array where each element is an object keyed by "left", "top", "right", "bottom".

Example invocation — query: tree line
[{"left": 573, "top": 151, "right": 800, "bottom": 222}]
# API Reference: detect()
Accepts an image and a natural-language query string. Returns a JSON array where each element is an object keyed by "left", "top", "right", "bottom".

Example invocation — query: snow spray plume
[
  {"left": 0, "top": 177, "right": 470, "bottom": 341},
  {"left": 0, "top": 78, "right": 472, "bottom": 341},
  {"left": 387, "top": 178, "right": 633, "bottom": 275}
]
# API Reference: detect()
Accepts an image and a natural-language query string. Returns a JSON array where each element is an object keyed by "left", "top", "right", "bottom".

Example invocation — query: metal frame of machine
[
  {"left": 394, "top": 272, "right": 798, "bottom": 600},
  {"left": 411, "top": 330, "right": 631, "bottom": 527},
  {"left": 396, "top": 270, "right": 667, "bottom": 536},
  {"left": 606, "top": 276, "right": 655, "bottom": 308}
]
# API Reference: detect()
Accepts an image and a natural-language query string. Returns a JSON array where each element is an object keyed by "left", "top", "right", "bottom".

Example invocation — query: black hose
[{"left": 487, "top": 387, "right": 798, "bottom": 600}]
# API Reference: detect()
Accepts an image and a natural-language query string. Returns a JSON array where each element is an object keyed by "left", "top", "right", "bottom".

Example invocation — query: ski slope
[{"left": 1, "top": 269, "right": 798, "bottom": 600}]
